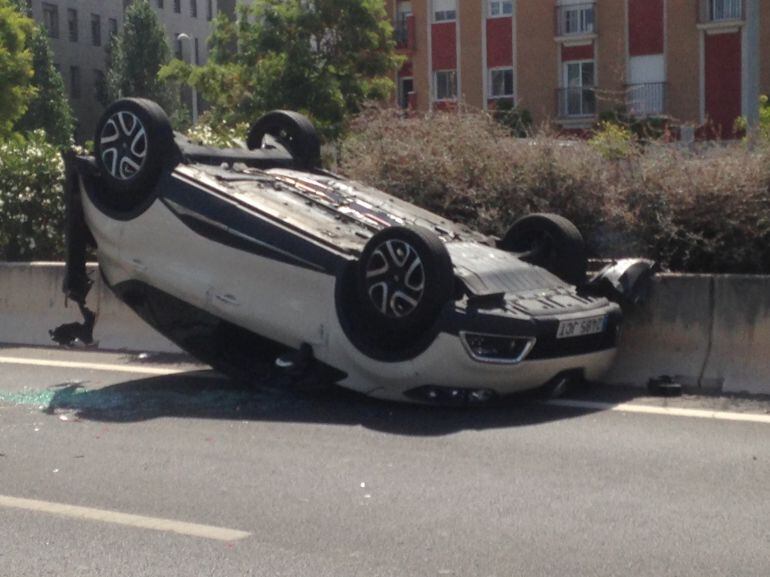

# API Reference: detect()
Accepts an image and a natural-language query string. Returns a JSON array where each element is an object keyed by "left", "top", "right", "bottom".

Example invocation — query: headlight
[{"left": 460, "top": 332, "right": 535, "bottom": 364}]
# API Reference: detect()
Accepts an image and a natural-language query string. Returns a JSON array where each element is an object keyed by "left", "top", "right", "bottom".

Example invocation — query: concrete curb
[{"left": 1, "top": 263, "right": 769, "bottom": 395}]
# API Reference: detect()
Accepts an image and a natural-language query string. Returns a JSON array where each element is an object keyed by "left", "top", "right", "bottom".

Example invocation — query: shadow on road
[{"left": 42, "top": 371, "right": 642, "bottom": 436}]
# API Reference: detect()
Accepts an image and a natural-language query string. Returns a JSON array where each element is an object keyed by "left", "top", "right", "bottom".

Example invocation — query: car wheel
[
  {"left": 94, "top": 98, "right": 174, "bottom": 212},
  {"left": 357, "top": 225, "right": 454, "bottom": 341},
  {"left": 500, "top": 213, "right": 587, "bottom": 285},
  {"left": 246, "top": 110, "right": 321, "bottom": 169}
]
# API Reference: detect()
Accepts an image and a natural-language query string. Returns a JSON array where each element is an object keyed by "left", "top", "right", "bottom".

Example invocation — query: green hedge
[
  {"left": 0, "top": 131, "right": 65, "bottom": 260},
  {"left": 339, "top": 109, "right": 770, "bottom": 274}
]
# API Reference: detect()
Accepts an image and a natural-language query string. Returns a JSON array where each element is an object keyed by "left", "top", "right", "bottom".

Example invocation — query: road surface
[{"left": 1, "top": 346, "right": 769, "bottom": 577}]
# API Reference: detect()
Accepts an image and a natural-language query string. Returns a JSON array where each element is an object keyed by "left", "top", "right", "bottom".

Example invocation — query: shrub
[
  {"left": 492, "top": 100, "right": 533, "bottom": 137},
  {"left": 589, "top": 121, "right": 637, "bottom": 161},
  {"left": 339, "top": 109, "right": 770, "bottom": 274},
  {"left": 0, "top": 130, "right": 65, "bottom": 260}
]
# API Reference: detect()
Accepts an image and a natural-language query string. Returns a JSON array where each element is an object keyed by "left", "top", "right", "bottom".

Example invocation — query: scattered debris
[{"left": 647, "top": 375, "right": 683, "bottom": 397}]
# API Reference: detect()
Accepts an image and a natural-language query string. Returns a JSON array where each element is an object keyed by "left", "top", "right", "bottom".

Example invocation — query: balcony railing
[
  {"left": 557, "top": 87, "right": 597, "bottom": 118},
  {"left": 626, "top": 82, "right": 667, "bottom": 117},
  {"left": 555, "top": 2, "right": 596, "bottom": 37},
  {"left": 698, "top": 0, "right": 743, "bottom": 23}
]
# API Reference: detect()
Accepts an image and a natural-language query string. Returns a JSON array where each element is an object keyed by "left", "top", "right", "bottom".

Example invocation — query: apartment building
[
  {"left": 26, "top": 0, "right": 228, "bottom": 141},
  {"left": 388, "top": 0, "right": 766, "bottom": 137}
]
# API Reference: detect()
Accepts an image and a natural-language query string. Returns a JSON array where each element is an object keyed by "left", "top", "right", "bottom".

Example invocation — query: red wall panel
[
  {"left": 705, "top": 31, "right": 742, "bottom": 138},
  {"left": 399, "top": 61, "right": 413, "bottom": 78},
  {"left": 486, "top": 18, "right": 513, "bottom": 68},
  {"left": 628, "top": 0, "right": 664, "bottom": 56},
  {"left": 562, "top": 43, "right": 594, "bottom": 62},
  {"left": 431, "top": 22, "right": 457, "bottom": 70}
]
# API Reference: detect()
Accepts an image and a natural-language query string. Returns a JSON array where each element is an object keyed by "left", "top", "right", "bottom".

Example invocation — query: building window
[
  {"left": 398, "top": 77, "right": 414, "bottom": 109},
  {"left": 174, "top": 0, "right": 181, "bottom": 13},
  {"left": 700, "top": 0, "right": 742, "bottom": 22},
  {"left": 93, "top": 69, "right": 105, "bottom": 101},
  {"left": 556, "top": 2, "right": 595, "bottom": 36},
  {"left": 433, "top": 0, "right": 456, "bottom": 22},
  {"left": 395, "top": 1, "right": 412, "bottom": 46},
  {"left": 488, "top": 0, "right": 513, "bottom": 18},
  {"left": 207, "top": 0, "right": 213, "bottom": 20},
  {"left": 194, "top": 37, "right": 200, "bottom": 64},
  {"left": 42, "top": 3, "right": 59, "bottom": 39},
  {"left": 67, "top": 9, "right": 78, "bottom": 42},
  {"left": 489, "top": 68, "right": 514, "bottom": 98},
  {"left": 434, "top": 69, "right": 457, "bottom": 101},
  {"left": 91, "top": 14, "right": 101, "bottom": 47},
  {"left": 175, "top": 34, "right": 183, "bottom": 59},
  {"left": 560, "top": 60, "right": 595, "bottom": 116},
  {"left": 70, "top": 66, "right": 81, "bottom": 99},
  {"left": 108, "top": 18, "right": 118, "bottom": 38},
  {"left": 191, "top": 0, "right": 197, "bottom": 17},
  {"left": 158, "top": 0, "right": 164, "bottom": 8}
]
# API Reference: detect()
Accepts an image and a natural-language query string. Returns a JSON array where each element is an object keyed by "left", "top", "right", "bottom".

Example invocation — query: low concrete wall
[
  {"left": 0, "top": 262, "right": 178, "bottom": 353},
  {"left": 605, "top": 274, "right": 770, "bottom": 395},
  {"left": 1, "top": 263, "right": 769, "bottom": 395}
]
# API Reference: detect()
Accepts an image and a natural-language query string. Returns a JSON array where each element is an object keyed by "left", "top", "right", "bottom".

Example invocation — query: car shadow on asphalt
[{"left": 41, "top": 370, "right": 642, "bottom": 436}]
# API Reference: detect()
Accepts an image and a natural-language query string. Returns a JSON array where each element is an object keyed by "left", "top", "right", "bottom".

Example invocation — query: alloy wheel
[
  {"left": 99, "top": 111, "right": 147, "bottom": 181},
  {"left": 364, "top": 239, "right": 426, "bottom": 318}
]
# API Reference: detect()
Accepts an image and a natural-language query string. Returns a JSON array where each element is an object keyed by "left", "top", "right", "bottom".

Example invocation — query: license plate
[{"left": 556, "top": 315, "right": 606, "bottom": 339}]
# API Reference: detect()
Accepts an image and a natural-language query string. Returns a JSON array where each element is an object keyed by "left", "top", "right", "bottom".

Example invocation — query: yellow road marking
[
  {"left": 0, "top": 494, "right": 250, "bottom": 541},
  {"left": 548, "top": 399, "right": 770, "bottom": 425}
]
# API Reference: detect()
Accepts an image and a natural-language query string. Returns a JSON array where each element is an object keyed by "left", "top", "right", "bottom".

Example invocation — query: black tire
[
  {"left": 500, "top": 213, "right": 587, "bottom": 285},
  {"left": 246, "top": 110, "right": 321, "bottom": 169},
  {"left": 94, "top": 98, "right": 174, "bottom": 212},
  {"left": 357, "top": 225, "right": 454, "bottom": 341}
]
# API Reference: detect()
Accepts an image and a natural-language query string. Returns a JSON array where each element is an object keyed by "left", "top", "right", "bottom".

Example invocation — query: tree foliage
[
  {"left": 0, "top": 130, "right": 65, "bottom": 260},
  {"left": 162, "top": 0, "right": 401, "bottom": 138},
  {"left": 105, "top": 0, "right": 179, "bottom": 116},
  {"left": 0, "top": 0, "right": 35, "bottom": 138},
  {"left": 15, "top": 26, "right": 74, "bottom": 148}
]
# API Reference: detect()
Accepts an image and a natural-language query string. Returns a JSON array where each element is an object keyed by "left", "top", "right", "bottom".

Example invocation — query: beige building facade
[{"left": 388, "top": 0, "right": 767, "bottom": 137}]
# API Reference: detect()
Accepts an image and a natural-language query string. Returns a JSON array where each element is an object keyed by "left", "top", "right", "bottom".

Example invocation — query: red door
[{"left": 704, "top": 32, "right": 742, "bottom": 139}]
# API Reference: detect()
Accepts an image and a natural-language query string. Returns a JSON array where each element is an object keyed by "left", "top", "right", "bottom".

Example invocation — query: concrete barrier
[
  {"left": 604, "top": 275, "right": 715, "bottom": 389},
  {"left": 0, "top": 262, "right": 179, "bottom": 353},
  {"left": 1, "top": 263, "right": 769, "bottom": 395},
  {"left": 702, "top": 276, "right": 770, "bottom": 395}
]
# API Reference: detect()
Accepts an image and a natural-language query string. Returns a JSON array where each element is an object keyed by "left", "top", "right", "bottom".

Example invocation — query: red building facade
[{"left": 387, "top": 0, "right": 766, "bottom": 137}]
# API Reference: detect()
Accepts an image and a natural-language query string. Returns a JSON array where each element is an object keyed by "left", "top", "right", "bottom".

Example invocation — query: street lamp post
[{"left": 175, "top": 32, "right": 198, "bottom": 125}]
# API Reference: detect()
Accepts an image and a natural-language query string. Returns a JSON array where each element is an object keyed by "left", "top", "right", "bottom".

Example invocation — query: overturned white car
[{"left": 57, "top": 98, "right": 652, "bottom": 404}]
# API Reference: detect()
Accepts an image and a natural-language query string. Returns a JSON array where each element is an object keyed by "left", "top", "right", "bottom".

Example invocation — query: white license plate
[{"left": 556, "top": 315, "right": 607, "bottom": 339}]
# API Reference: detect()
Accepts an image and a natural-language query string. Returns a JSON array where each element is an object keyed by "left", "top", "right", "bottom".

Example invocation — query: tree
[
  {"left": 161, "top": 0, "right": 401, "bottom": 138},
  {"left": 105, "top": 0, "right": 179, "bottom": 117},
  {"left": 0, "top": 0, "right": 35, "bottom": 138},
  {"left": 15, "top": 27, "right": 74, "bottom": 148}
]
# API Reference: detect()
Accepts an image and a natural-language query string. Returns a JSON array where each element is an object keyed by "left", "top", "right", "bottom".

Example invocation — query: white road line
[
  {"left": 0, "top": 495, "right": 250, "bottom": 542},
  {"left": 548, "top": 399, "right": 770, "bottom": 425},
  {"left": 0, "top": 356, "right": 194, "bottom": 376}
]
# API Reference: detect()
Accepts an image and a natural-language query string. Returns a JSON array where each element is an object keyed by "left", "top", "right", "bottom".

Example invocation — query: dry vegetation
[{"left": 338, "top": 109, "right": 770, "bottom": 274}]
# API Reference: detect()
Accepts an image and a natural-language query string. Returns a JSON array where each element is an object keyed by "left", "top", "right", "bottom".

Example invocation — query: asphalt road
[{"left": 1, "top": 345, "right": 769, "bottom": 577}]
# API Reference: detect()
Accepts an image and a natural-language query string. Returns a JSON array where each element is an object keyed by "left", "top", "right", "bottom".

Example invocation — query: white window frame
[
  {"left": 488, "top": 0, "right": 513, "bottom": 19},
  {"left": 433, "top": 0, "right": 456, "bottom": 23},
  {"left": 488, "top": 67, "right": 514, "bottom": 99},
  {"left": 398, "top": 76, "right": 414, "bottom": 109},
  {"left": 434, "top": 69, "right": 457, "bottom": 101},
  {"left": 710, "top": 0, "right": 742, "bottom": 21},
  {"left": 562, "top": 60, "right": 595, "bottom": 116},
  {"left": 560, "top": 4, "right": 595, "bottom": 36}
]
